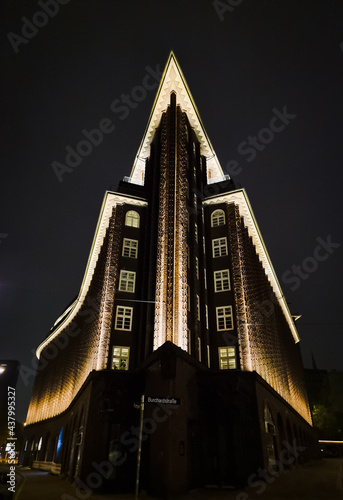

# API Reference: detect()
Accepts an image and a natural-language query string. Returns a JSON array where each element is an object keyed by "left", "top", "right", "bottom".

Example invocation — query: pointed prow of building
[{"left": 130, "top": 51, "right": 227, "bottom": 186}]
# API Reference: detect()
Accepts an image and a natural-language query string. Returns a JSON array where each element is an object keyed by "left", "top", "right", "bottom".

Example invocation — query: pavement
[{"left": 9, "top": 458, "right": 343, "bottom": 500}]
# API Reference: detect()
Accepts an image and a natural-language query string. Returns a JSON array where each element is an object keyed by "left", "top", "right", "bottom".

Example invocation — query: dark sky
[{"left": 1, "top": 0, "right": 343, "bottom": 423}]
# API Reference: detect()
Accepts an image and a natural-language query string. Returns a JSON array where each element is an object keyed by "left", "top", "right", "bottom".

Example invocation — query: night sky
[{"left": 1, "top": 0, "right": 343, "bottom": 423}]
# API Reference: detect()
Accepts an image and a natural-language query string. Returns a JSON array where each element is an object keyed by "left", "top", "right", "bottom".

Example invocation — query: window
[
  {"left": 212, "top": 237, "right": 228, "bottom": 257},
  {"left": 207, "top": 345, "right": 211, "bottom": 368},
  {"left": 112, "top": 346, "right": 130, "bottom": 370},
  {"left": 187, "top": 285, "right": 190, "bottom": 312},
  {"left": 204, "top": 268, "right": 207, "bottom": 289},
  {"left": 122, "top": 239, "right": 138, "bottom": 258},
  {"left": 198, "top": 337, "right": 201, "bottom": 362},
  {"left": 115, "top": 306, "right": 133, "bottom": 331},
  {"left": 196, "top": 295, "right": 200, "bottom": 321},
  {"left": 125, "top": 210, "right": 140, "bottom": 228},
  {"left": 214, "top": 269, "right": 231, "bottom": 292},
  {"left": 216, "top": 306, "right": 234, "bottom": 330},
  {"left": 205, "top": 304, "right": 209, "bottom": 329},
  {"left": 194, "top": 223, "right": 198, "bottom": 243},
  {"left": 218, "top": 346, "right": 236, "bottom": 369},
  {"left": 195, "top": 257, "right": 199, "bottom": 280},
  {"left": 211, "top": 209, "right": 225, "bottom": 227},
  {"left": 203, "top": 236, "right": 206, "bottom": 254},
  {"left": 119, "top": 270, "right": 136, "bottom": 293}
]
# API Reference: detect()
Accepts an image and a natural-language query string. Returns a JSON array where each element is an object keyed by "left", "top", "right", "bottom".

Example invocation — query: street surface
[{"left": 13, "top": 458, "right": 343, "bottom": 500}]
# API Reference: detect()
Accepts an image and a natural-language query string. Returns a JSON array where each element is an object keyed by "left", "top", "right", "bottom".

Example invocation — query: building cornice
[
  {"left": 203, "top": 188, "right": 300, "bottom": 343},
  {"left": 36, "top": 191, "right": 148, "bottom": 359}
]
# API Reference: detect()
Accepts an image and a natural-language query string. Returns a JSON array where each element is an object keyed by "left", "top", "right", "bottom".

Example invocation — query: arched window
[
  {"left": 211, "top": 209, "right": 225, "bottom": 227},
  {"left": 125, "top": 210, "right": 140, "bottom": 228}
]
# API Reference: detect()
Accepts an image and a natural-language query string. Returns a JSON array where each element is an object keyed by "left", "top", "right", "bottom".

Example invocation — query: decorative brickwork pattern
[
  {"left": 153, "top": 97, "right": 188, "bottom": 351},
  {"left": 226, "top": 203, "right": 312, "bottom": 423},
  {"left": 26, "top": 205, "right": 124, "bottom": 424}
]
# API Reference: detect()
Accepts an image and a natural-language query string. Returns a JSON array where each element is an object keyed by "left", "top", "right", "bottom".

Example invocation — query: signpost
[
  {"left": 134, "top": 395, "right": 180, "bottom": 498},
  {"left": 145, "top": 396, "right": 181, "bottom": 405}
]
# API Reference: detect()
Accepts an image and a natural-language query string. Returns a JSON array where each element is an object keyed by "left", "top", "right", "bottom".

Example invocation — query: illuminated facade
[{"left": 23, "top": 53, "right": 316, "bottom": 495}]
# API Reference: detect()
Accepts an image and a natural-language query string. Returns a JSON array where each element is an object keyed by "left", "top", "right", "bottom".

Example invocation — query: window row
[{"left": 111, "top": 345, "right": 236, "bottom": 371}]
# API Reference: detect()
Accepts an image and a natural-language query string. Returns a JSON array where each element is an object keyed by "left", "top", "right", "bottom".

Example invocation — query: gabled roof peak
[{"left": 130, "top": 52, "right": 226, "bottom": 184}]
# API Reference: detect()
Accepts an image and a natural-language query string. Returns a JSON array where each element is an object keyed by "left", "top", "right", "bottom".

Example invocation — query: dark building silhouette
[{"left": 23, "top": 53, "right": 316, "bottom": 495}]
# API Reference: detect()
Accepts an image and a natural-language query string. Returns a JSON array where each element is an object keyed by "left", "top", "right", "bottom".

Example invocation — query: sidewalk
[{"left": 15, "top": 458, "right": 343, "bottom": 500}]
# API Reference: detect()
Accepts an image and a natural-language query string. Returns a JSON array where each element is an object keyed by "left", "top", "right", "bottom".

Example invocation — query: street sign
[{"left": 146, "top": 396, "right": 181, "bottom": 405}]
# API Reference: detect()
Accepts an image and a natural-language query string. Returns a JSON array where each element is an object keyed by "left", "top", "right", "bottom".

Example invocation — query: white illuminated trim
[
  {"left": 203, "top": 188, "right": 300, "bottom": 343},
  {"left": 36, "top": 191, "right": 147, "bottom": 359},
  {"left": 319, "top": 440, "right": 343, "bottom": 444},
  {"left": 52, "top": 302, "right": 75, "bottom": 328},
  {"left": 130, "top": 52, "right": 226, "bottom": 184}
]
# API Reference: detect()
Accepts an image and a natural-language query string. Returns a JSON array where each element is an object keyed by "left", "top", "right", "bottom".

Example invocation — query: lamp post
[{"left": 135, "top": 394, "right": 145, "bottom": 499}]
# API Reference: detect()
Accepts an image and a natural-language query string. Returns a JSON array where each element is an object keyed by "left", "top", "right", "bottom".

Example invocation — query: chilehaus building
[{"left": 23, "top": 53, "right": 317, "bottom": 496}]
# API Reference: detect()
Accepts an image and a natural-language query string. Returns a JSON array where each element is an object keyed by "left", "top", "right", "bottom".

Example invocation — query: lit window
[
  {"left": 203, "top": 236, "right": 206, "bottom": 254},
  {"left": 112, "top": 346, "right": 130, "bottom": 370},
  {"left": 195, "top": 224, "right": 198, "bottom": 243},
  {"left": 193, "top": 193, "right": 197, "bottom": 207},
  {"left": 204, "top": 268, "right": 207, "bottom": 289},
  {"left": 115, "top": 306, "right": 133, "bottom": 331},
  {"left": 38, "top": 437, "right": 43, "bottom": 451},
  {"left": 196, "top": 295, "right": 200, "bottom": 321},
  {"left": 122, "top": 239, "right": 138, "bottom": 258},
  {"left": 214, "top": 269, "right": 231, "bottom": 292},
  {"left": 125, "top": 210, "right": 140, "bottom": 228},
  {"left": 198, "top": 337, "right": 201, "bottom": 362},
  {"left": 211, "top": 209, "right": 225, "bottom": 227},
  {"left": 195, "top": 257, "right": 199, "bottom": 280},
  {"left": 207, "top": 345, "right": 211, "bottom": 368},
  {"left": 216, "top": 306, "right": 234, "bottom": 331},
  {"left": 119, "top": 270, "right": 136, "bottom": 293},
  {"left": 187, "top": 285, "right": 190, "bottom": 312},
  {"left": 205, "top": 304, "right": 209, "bottom": 329},
  {"left": 219, "top": 346, "right": 236, "bottom": 369},
  {"left": 212, "top": 237, "right": 228, "bottom": 258}
]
